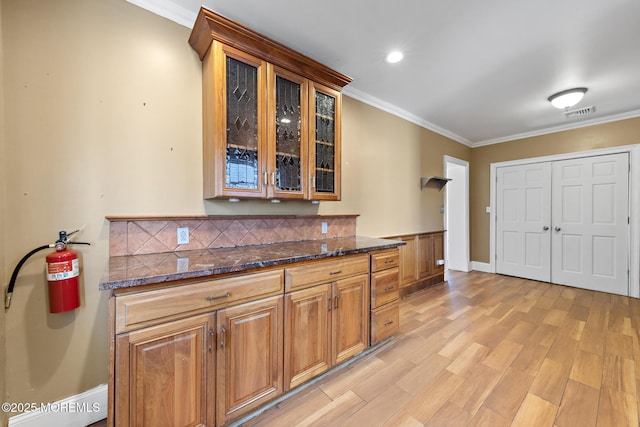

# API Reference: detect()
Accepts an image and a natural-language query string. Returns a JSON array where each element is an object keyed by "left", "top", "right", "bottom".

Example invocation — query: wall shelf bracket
[{"left": 420, "top": 176, "right": 452, "bottom": 191}]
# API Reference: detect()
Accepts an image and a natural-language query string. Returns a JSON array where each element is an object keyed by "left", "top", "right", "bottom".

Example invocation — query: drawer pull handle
[
  {"left": 206, "top": 292, "right": 231, "bottom": 302},
  {"left": 384, "top": 320, "right": 394, "bottom": 327},
  {"left": 329, "top": 270, "right": 343, "bottom": 276},
  {"left": 383, "top": 286, "right": 395, "bottom": 291},
  {"left": 384, "top": 259, "right": 394, "bottom": 264}
]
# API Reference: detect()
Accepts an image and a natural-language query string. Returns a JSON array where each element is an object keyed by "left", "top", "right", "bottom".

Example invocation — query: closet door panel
[
  {"left": 551, "top": 153, "right": 629, "bottom": 295},
  {"left": 496, "top": 163, "right": 552, "bottom": 282}
]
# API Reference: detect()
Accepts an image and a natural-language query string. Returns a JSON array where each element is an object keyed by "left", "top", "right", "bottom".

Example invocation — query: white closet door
[
  {"left": 551, "top": 153, "right": 629, "bottom": 295},
  {"left": 496, "top": 163, "right": 552, "bottom": 282}
]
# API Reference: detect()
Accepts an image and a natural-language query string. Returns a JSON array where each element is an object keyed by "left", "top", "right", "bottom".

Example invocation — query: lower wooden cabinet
[
  {"left": 115, "top": 313, "right": 216, "bottom": 427},
  {"left": 284, "top": 274, "right": 369, "bottom": 391},
  {"left": 110, "top": 249, "right": 402, "bottom": 426},
  {"left": 386, "top": 231, "right": 445, "bottom": 297},
  {"left": 216, "top": 295, "right": 283, "bottom": 425},
  {"left": 371, "top": 300, "right": 400, "bottom": 344},
  {"left": 332, "top": 274, "right": 370, "bottom": 364},
  {"left": 370, "top": 249, "right": 400, "bottom": 345},
  {"left": 283, "top": 284, "right": 331, "bottom": 390}
]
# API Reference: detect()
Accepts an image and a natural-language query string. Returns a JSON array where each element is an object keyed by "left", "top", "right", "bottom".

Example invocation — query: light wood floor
[{"left": 243, "top": 271, "right": 640, "bottom": 427}]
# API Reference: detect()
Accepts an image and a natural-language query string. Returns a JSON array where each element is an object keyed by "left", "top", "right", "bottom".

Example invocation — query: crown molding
[
  {"left": 127, "top": 0, "right": 640, "bottom": 150},
  {"left": 472, "top": 108, "right": 640, "bottom": 147},
  {"left": 342, "top": 86, "right": 473, "bottom": 147}
]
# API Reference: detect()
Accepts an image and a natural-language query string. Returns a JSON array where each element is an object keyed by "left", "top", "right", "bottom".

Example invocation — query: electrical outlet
[
  {"left": 177, "top": 227, "right": 189, "bottom": 245},
  {"left": 321, "top": 221, "right": 328, "bottom": 234}
]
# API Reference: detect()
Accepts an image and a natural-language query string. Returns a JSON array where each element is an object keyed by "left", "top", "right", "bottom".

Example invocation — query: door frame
[
  {"left": 489, "top": 144, "right": 640, "bottom": 297},
  {"left": 444, "top": 156, "right": 470, "bottom": 275}
]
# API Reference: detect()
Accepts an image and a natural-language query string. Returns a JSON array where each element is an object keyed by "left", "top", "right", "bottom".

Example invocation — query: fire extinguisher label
[{"left": 47, "top": 259, "right": 79, "bottom": 281}]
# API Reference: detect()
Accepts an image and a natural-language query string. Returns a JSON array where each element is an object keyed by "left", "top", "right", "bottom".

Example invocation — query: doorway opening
[{"left": 444, "top": 156, "right": 470, "bottom": 276}]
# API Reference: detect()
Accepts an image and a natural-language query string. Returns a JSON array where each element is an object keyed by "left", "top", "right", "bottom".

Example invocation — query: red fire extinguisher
[
  {"left": 46, "top": 232, "right": 81, "bottom": 313},
  {"left": 4, "top": 229, "right": 90, "bottom": 313}
]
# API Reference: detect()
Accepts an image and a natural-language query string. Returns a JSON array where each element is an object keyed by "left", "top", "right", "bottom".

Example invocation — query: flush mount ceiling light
[
  {"left": 385, "top": 51, "right": 404, "bottom": 64},
  {"left": 548, "top": 87, "right": 588, "bottom": 109}
]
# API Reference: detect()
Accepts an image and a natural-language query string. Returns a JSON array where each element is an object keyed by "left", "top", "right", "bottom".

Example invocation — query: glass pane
[
  {"left": 226, "top": 56, "right": 259, "bottom": 189},
  {"left": 275, "top": 76, "right": 302, "bottom": 191},
  {"left": 314, "top": 92, "right": 335, "bottom": 193}
]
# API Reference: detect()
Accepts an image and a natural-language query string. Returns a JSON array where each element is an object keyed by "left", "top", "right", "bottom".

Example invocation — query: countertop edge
[{"left": 99, "top": 238, "right": 405, "bottom": 291}]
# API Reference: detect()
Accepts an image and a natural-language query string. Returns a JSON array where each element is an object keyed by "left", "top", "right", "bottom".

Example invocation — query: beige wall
[
  {"left": 319, "top": 97, "right": 471, "bottom": 237},
  {"left": 1, "top": 0, "right": 469, "bottom": 411},
  {"left": 1, "top": 2, "right": 7, "bottom": 425},
  {"left": 2, "top": 0, "right": 203, "bottom": 409},
  {"left": 470, "top": 117, "right": 640, "bottom": 263}
]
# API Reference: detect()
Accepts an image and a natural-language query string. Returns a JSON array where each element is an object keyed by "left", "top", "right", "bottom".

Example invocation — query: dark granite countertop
[{"left": 99, "top": 236, "right": 405, "bottom": 291}]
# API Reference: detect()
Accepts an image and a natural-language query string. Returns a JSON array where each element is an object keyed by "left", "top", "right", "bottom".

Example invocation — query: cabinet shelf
[{"left": 420, "top": 176, "right": 451, "bottom": 191}]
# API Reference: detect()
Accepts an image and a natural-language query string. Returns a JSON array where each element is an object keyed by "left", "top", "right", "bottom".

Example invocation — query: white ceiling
[{"left": 129, "top": 0, "right": 640, "bottom": 147}]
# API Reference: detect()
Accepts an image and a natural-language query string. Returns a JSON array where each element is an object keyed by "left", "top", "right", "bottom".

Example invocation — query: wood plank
[
  {"left": 569, "top": 349, "right": 603, "bottom": 389},
  {"left": 529, "top": 358, "right": 571, "bottom": 405},
  {"left": 482, "top": 367, "right": 534, "bottom": 420},
  {"left": 555, "top": 380, "right": 599, "bottom": 427},
  {"left": 510, "top": 393, "right": 558, "bottom": 427},
  {"left": 597, "top": 386, "right": 639, "bottom": 427}
]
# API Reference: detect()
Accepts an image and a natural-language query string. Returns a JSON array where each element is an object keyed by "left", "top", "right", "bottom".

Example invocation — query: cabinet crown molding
[{"left": 188, "top": 7, "right": 352, "bottom": 91}]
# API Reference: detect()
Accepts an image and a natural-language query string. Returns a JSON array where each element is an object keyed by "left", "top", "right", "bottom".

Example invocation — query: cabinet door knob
[
  {"left": 555, "top": 227, "right": 561, "bottom": 232},
  {"left": 543, "top": 226, "right": 549, "bottom": 231}
]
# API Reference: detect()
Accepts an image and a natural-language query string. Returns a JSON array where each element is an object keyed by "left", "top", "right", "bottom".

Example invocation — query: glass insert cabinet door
[
  {"left": 268, "top": 67, "right": 308, "bottom": 199},
  {"left": 309, "top": 82, "right": 341, "bottom": 201},
  {"left": 202, "top": 41, "right": 342, "bottom": 201},
  {"left": 205, "top": 42, "right": 268, "bottom": 199}
]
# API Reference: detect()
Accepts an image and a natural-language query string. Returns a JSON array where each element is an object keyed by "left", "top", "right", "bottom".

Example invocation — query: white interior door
[
  {"left": 496, "top": 163, "right": 552, "bottom": 282},
  {"left": 551, "top": 153, "right": 629, "bottom": 295},
  {"left": 445, "top": 157, "right": 470, "bottom": 272}
]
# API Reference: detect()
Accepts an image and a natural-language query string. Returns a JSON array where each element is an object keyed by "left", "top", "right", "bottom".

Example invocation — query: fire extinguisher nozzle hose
[
  {"left": 4, "top": 289, "right": 12, "bottom": 309},
  {"left": 4, "top": 244, "right": 54, "bottom": 310}
]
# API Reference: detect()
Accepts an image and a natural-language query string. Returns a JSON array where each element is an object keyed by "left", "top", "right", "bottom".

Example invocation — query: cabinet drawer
[
  {"left": 371, "top": 301, "right": 399, "bottom": 345},
  {"left": 115, "top": 269, "right": 284, "bottom": 333},
  {"left": 284, "top": 254, "right": 369, "bottom": 292},
  {"left": 370, "top": 249, "right": 399, "bottom": 272},
  {"left": 371, "top": 267, "right": 399, "bottom": 309}
]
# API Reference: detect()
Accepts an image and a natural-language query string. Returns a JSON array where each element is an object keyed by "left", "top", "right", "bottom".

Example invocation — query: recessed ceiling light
[{"left": 385, "top": 51, "right": 404, "bottom": 64}]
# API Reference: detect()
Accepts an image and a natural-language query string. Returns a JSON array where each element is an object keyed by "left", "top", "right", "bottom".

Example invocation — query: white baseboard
[
  {"left": 8, "top": 384, "right": 107, "bottom": 427},
  {"left": 470, "top": 261, "right": 492, "bottom": 273}
]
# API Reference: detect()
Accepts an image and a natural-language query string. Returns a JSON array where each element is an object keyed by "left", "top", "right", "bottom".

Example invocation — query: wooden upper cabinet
[
  {"left": 189, "top": 7, "right": 351, "bottom": 201},
  {"left": 309, "top": 82, "right": 342, "bottom": 200}
]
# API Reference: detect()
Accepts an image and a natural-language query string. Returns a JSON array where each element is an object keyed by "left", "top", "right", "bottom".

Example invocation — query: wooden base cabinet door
[
  {"left": 333, "top": 274, "right": 369, "bottom": 364},
  {"left": 417, "top": 234, "right": 434, "bottom": 279},
  {"left": 398, "top": 235, "right": 418, "bottom": 287},
  {"left": 284, "top": 284, "right": 332, "bottom": 391},
  {"left": 115, "top": 313, "right": 215, "bottom": 427},
  {"left": 216, "top": 295, "right": 284, "bottom": 425}
]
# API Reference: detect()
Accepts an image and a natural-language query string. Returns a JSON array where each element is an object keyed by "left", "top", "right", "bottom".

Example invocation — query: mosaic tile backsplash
[{"left": 108, "top": 215, "right": 358, "bottom": 256}]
